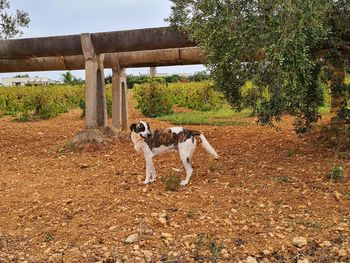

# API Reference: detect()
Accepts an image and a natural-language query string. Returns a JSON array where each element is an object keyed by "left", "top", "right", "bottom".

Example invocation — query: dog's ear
[{"left": 130, "top": 123, "right": 137, "bottom": 132}]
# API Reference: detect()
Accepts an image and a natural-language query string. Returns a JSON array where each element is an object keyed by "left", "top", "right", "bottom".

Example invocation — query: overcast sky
[{"left": 0, "top": 0, "right": 204, "bottom": 82}]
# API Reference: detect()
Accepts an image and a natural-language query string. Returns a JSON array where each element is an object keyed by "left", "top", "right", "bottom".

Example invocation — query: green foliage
[
  {"left": 158, "top": 107, "right": 251, "bottom": 126},
  {"left": 167, "top": 81, "right": 225, "bottom": 111},
  {"left": 167, "top": 0, "right": 350, "bottom": 132},
  {"left": 194, "top": 233, "right": 223, "bottom": 261},
  {"left": 0, "top": 0, "right": 30, "bottom": 39},
  {"left": 162, "top": 174, "right": 181, "bottom": 191},
  {"left": 0, "top": 85, "right": 84, "bottom": 121},
  {"left": 328, "top": 165, "right": 343, "bottom": 181},
  {"left": 188, "top": 71, "right": 211, "bottom": 82},
  {"left": 133, "top": 80, "right": 227, "bottom": 117},
  {"left": 61, "top": 71, "right": 84, "bottom": 85},
  {"left": 133, "top": 80, "right": 174, "bottom": 117}
]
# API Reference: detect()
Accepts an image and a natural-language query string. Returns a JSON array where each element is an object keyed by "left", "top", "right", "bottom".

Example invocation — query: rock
[
  {"left": 124, "top": 233, "right": 139, "bottom": 244},
  {"left": 245, "top": 256, "right": 258, "bottom": 263},
  {"left": 109, "top": 225, "right": 118, "bottom": 231},
  {"left": 143, "top": 250, "right": 153, "bottom": 260},
  {"left": 320, "top": 240, "right": 331, "bottom": 247},
  {"left": 220, "top": 249, "right": 230, "bottom": 259},
  {"left": 297, "top": 259, "right": 309, "bottom": 263},
  {"left": 334, "top": 191, "right": 342, "bottom": 201},
  {"left": 159, "top": 217, "right": 167, "bottom": 225},
  {"left": 292, "top": 237, "right": 307, "bottom": 248},
  {"left": 183, "top": 234, "right": 195, "bottom": 239},
  {"left": 161, "top": 232, "right": 173, "bottom": 239},
  {"left": 263, "top": 249, "right": 271, "bottom": 255},
  {"left": 338, "top": 249, "right": 347, "bottom": 257}
]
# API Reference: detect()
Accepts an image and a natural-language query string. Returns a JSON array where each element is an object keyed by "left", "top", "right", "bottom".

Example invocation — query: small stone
[
  {"left": 143, "top": 250, "right": 153, "bottom": 260},
  {"left": 320, "top": 240, "right": 331, "bottom": 247},
  {"left": 124, "top": 233, "right": 139, "bottom": 244},
  {"left": 159, "top": 217, "right": 167, "bottom": 225},
  {"left": 245, "top": 256, "right": 258, "bottom": 263},
  {"left": 161, "top": 232, "right": 173, "bottom": 239},
  {"left": 109, "top": 225, "right": 118, "bottom": 231},
  {"left": 334, "top": 191, "right": 342, "bottom": 201},
  {"left": 292, "top": 237, "right": 307, "bottom": 248},
  {"left": 338, "top": 249, "right": 347, "bottom": 257},
  {"left": 263, "top": 249, "right": 270, "bottom": 255}
]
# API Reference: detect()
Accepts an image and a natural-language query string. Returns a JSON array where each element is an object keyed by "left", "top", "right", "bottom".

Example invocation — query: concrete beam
[
  {"left": 0, "top": 27, "right": 195, "bottom": 59},
  {"left": 0, "top": 47, "right": 205, "bottom": 73}
]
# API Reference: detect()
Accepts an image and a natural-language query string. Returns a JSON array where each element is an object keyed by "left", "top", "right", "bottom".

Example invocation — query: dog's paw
[
  {"left": 143, "top": 179, "right": 150, "bottom": 184},
  {"left": 180, "top": 180, "right": 189, "bottom": 186}
]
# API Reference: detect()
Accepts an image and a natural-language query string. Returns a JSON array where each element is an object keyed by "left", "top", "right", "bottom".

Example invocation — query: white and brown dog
[{"left": 130, "top": 121, "right": 219, "bottom": 186}]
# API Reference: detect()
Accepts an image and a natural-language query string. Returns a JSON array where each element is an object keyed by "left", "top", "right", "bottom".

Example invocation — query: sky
[{"left": 0, "top": 0, "right": 205, "bottom": 82}]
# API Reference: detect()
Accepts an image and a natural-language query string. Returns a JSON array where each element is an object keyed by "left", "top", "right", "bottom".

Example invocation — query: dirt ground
[{"left": 0, "top": 104, "right": 349, "bottom": 263}]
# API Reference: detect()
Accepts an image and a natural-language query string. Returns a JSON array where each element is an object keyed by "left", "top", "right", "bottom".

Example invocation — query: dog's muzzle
[{"left": 141, "top": 133, "right": 152, "bottom": 139}]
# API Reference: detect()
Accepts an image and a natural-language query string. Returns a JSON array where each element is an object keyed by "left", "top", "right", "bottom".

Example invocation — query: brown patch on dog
[{"left": 145, "top": 129, "right": 200, "bottom": 150}]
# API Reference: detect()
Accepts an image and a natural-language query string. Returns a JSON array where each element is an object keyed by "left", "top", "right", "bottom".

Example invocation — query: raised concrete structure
[{"left": 0, "top": 27, "right": 203, "bottom": 139}]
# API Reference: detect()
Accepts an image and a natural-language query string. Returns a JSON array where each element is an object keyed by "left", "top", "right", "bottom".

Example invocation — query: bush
[
  {"left": 166, "top": 81, "right": 226, "bottom": 111},
  {"left": 0, "top": 85, "right": 85, "bottom": 120},
  {"left": 133, "top": 80, "right": 174, "bottom": 117}
]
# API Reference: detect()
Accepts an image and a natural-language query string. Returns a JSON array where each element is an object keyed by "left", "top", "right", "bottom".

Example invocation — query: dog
[{"left": 130, "top": 121, "right": 219, "bottom": 186}]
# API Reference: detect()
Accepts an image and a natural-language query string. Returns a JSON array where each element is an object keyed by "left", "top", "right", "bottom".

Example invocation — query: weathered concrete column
[
  {"left": 120, "top": 69, "right": 128, "bottom": 131},
  {"left": 110, "top": 52, "right": 128, "bottom": 132},
  {"left": 81, "top": 33, "right": 107, "bottom": 129},
  {"left": 112, "top": 67, "right": 122, "bottom": 129},
  {"left": 150, "top": 66, "right": 157, "bottom": 77}
]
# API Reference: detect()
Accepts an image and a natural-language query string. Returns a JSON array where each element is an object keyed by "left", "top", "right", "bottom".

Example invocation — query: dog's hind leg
[{"left": 178, "top": 139, "right": 196, "bottom": 186}]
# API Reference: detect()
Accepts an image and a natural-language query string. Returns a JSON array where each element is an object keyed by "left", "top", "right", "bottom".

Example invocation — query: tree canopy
[
  {"left": 0, "top": 0, "right": 29, "bottom": 39},
  {"left": 167, "top": 0, "right": 350, "bottom": 132}
]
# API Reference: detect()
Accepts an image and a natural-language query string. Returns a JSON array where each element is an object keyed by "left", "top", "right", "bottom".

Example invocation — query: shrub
[
  {"left": 328, "top": 165, "right": 343, "bottom": 181},
  {"left": 133, "top": 80, "right": 174, "bottom": 117},
  {"left": 166, "top": 81, "right": 226, "bottom": 111},
  {"left": 162, "top": 175, "right": 181, "bottom": 191}
]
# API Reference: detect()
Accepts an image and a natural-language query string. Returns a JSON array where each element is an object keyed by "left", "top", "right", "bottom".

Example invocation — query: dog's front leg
[{"left": 144, "top": 152, "right": 156, "bottom": 184}]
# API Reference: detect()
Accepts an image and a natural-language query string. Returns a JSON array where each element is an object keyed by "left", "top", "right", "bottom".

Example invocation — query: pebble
[
  {"left": 245, "top": 256, "right": 258, "bottom": 263},
  {"left": 124, "top": 233, "right": 139, "bottom": 244},
  {"left": 159, "top": 217, "right": 167, "bottom": 225},
  {"left": 161, "top": 232, "right": 173, "bottom": 239},
  {"left": 292, "top": 237, "right": 307, "bottom": 248},
  {"left": 338, "top": 249, "right": 347, "bottom": 257},
  {"left": 109, "top": 225, "right": 118, "bottom": 231},
  {"left": 320, "top": 240, "right": 331, "bottom": 247}
]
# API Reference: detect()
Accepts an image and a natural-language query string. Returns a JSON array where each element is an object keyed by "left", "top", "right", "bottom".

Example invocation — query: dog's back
[{"left": 145, "top": 127, "right": 200, "bottom": 152}]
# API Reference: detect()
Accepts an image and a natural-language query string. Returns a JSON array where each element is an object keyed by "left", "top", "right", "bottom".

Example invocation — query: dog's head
[{"left": 130, "top": 121, "right": 152, "bottom": 139}]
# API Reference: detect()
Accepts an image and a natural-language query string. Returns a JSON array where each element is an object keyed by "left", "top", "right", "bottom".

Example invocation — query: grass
[
  {"left": 327, "top": 165, "right": 344, "bottom": 181},
  {"left": 158, "top": 106, "right": 252, "bottom": 126}
]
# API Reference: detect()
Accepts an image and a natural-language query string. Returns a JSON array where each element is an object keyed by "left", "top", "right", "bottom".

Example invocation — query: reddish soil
[{"left": 0, "top": 105, "right": 349, "bottom": 263}]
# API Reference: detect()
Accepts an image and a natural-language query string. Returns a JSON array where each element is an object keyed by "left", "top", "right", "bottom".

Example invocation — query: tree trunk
[{"left": 329, "top": 65, "right": 347, "bottom": 126}]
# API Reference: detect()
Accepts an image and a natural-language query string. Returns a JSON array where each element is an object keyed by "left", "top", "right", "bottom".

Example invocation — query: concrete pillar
[
  {"left": 120, "top": 69, "right": 128, "bottom": 131},
  {"left": 112, "top": 67, "right": 121, "bottom": 129},
  {"left": 81, "top": 33, "right": 107, "bottom": 129},
  {"left": 150, "top": 66, "right": 157, "bottom": 77},
  {"left": 111, "top": 53, "right": 128, "bottom": 132}
]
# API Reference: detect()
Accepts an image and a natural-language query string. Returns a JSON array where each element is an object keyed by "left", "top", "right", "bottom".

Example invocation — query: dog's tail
[{"left": 195, "top": 132, "right": 219, "bottom": 159}]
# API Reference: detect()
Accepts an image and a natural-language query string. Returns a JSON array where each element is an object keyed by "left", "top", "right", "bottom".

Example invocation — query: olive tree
[
  {"left": 167, "top": 0, "right": 350, "bottom": 132},
  {"left": 0, "top": 0, "right": 29, "bottom": 39}
]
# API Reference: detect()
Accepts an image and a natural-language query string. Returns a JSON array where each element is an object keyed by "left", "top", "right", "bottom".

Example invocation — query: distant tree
[
  {"left": 105, "top": 74, "right": 112, "bottom": 84},
  {"left": 13, "top": 74, "right": 29, "bottom": 78},
  {"left": 164, "top": 74, "right": 181, "bottom": 83},
  {"left": 0, "top": 0, "right": 30, "bottom": 39},
  {"left": 188, "top": 71, "right": 211, "bottom": 82},
  {"left": 61, "top": 71, "right": 84, "bottom": 85}
]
